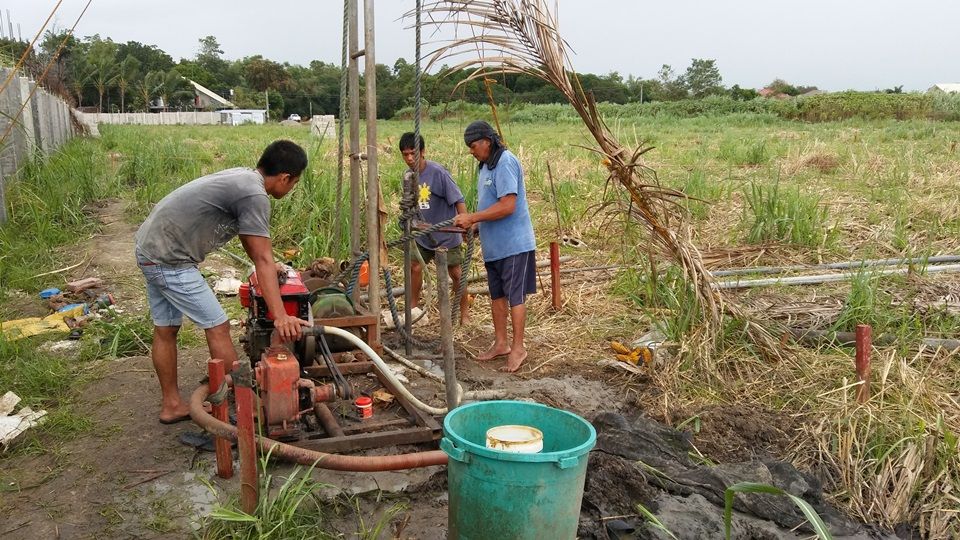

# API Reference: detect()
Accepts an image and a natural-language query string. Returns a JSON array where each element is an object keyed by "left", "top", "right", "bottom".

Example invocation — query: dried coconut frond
[{"left": 414, "top": 0, "right": 783, "bottom": 372}]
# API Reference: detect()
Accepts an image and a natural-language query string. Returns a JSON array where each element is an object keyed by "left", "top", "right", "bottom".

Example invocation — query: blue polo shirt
[{"left": 476, "top": 150, "right": 536, "bottom": 262}]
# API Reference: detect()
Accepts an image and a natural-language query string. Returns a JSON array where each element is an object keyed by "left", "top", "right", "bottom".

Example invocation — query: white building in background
[
  {"left": 219, "top": 109, "right": 267, "bottom": 125},
  {"left": 188, "top": 79, "right": 235, "bottom": 110},
  {"left": 927, "top": 83, "right": 960, "bottom": 94}
]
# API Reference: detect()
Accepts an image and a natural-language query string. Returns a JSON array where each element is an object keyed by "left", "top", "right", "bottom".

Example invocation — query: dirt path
[{"left": 2, "top": 200, "right": 223, "bottom": 539}]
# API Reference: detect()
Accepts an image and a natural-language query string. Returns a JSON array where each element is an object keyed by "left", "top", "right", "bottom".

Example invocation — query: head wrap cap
[{"left": 463, "top": 120, "right": 506, "bottom": 170}]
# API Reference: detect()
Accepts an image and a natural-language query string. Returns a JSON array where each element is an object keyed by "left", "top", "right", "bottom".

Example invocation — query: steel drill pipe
[{"left": 189, "top": 383, "right": 447, "bottom": 471}]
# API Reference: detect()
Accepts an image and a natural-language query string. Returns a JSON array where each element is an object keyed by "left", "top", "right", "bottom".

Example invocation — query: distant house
[
  {"left": 188, "top": 79, "right": 235, "bottom": 110},
  {"left": 220, "top": 109, "right": 266, "bottom": 125},
  {"left": 928, "top": 83, "right": 960, "bottom": 94},
  {"left": 758, "top": 87, "right": 791, "bottom": 99}
]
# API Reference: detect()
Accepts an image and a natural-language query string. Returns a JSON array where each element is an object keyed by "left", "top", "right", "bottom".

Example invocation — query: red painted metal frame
[{"left": 208, "top": 359, "right": 233, "bottom": 479}]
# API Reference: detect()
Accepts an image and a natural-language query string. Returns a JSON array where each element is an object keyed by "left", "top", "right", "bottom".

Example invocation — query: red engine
[{"left": 238, "top": 268, "right": 312, "bottom": 364}]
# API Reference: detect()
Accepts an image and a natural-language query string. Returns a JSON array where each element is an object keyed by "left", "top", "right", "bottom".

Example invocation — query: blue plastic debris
[{"left": 39, "top": 288, "right": 62, "bottom": 299}]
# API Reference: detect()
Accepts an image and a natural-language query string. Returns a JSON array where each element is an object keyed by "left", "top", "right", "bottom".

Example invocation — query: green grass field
[{"left": 2, "top": 113, "right": 959, "bottom": 537}]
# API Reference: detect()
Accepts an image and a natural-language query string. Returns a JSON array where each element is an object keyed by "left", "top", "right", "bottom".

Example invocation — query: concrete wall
[
  {"left": 310, "top": 114, "right": 335, "bottom": 139},
  {"left": 0, "top": 67, "right": 77, "bottom": 224},
  {"left": 81, "top": 111, "right": 222, "bottom": 125}
]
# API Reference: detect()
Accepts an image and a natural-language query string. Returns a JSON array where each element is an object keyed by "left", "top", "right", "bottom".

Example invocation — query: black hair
[
  {"left": 257, "top": 140, "right": 308, "bottom": 176},
  {"left": 399, "top": 132, "right": 425, "bottom": 152}
]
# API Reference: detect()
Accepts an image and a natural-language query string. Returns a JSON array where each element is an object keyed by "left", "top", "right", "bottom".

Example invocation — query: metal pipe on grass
[{"left": 716, "top": 263, "right": 960, "bottom": 290}]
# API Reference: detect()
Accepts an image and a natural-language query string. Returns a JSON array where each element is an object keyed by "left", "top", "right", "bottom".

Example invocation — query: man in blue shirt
[
  {"left": 399, "top": 132, "right": 470, "bottom": 325},
  {"left": 454, "top": 121, "right": 536, "bottom": 372}
]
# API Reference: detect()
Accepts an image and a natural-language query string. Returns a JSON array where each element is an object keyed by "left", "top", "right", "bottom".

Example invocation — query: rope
[
  {"left": 206, "top": 380, "right": 229, "bottom": 406},
  {"left": 332, "top": 0, "right": 350, "bottom": 254},
  {"left": 334, "top": 218, "right": 475, "bottom": 346},
  {"left": 232, "top": 358, "right": 254, "bottom": 389}
]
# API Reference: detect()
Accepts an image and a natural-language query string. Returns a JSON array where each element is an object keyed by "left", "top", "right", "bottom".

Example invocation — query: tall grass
[
  {"left": 0, "top": 137, "right": 114, "bottom": 289},
  {"left": 794, "top": 348, "right": 960, "bottom": 538},
  {"left": 201, "top": 459, "right": 338, "bottom": 540},
  {"left": 742, "top": 178, "right": 833, "bottom": 248}
]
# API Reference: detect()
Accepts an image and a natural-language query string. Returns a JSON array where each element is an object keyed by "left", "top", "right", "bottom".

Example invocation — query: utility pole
[{"left": 265, "top": 90, "right": 269, "bottom": 121}]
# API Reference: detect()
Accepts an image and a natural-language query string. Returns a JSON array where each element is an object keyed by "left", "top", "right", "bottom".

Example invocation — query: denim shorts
[
  {"left": 137, "top": 251, "right": 227, "bottom": 329},
  {"left": 484, "top": 250, "right": 537, "bottom": 307}
]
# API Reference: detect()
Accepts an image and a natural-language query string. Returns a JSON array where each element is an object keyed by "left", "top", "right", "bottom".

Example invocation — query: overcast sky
[{"left": 3, "top": 0, "right": 958, "bottom": 92}]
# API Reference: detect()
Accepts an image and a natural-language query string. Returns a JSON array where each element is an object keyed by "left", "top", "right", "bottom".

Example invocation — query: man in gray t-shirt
[
  {"left": 399, "top": 132, "right": 470, "bottom": 325},
  {"left": 135, "top": 140, "right": 310, "bottom": 424}
]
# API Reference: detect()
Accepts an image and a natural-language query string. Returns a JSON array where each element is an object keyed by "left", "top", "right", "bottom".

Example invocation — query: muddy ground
[{"left": 0, "top": 202, "right": 904, "bottom": 539}]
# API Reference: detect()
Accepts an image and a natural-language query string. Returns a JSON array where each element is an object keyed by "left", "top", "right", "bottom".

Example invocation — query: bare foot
[
  {"left": 159, "top": 402, "right": 191, "bottom": 424},
  {"left": 475, "top": 344, "right": 511, "bottom": 361},
  {"left": 500, "top": 347, "right": 528, "bottom": 373}
]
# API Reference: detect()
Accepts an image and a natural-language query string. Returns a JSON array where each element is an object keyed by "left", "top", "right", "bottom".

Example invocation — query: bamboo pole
[
  {"left": 363, "top": 0, "right": 380, "bottom": 327},
  {"left": 348, "top": 0, "right": 361, "bottom": 304},
  {"left": 436, "top": 249, "right": 459, "bottom": 409}
]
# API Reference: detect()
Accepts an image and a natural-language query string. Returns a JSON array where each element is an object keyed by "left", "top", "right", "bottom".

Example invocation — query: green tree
[
  {"left": 242, "top": 55, "right": 290, "bottom": 91},
  {"left": 136, "top": 70, "right": 165, "bottom": 110},
  {"left": 195, "top": 35, "right": 232, "bottom": 92},
  {"left": 115, "top": 54, "right": 141, "bottom": 112},
  {"left": 728, "top": 84, "right": 759, "bottom": 101},
  {"left": 684, "top": 58, "right": 723, "bottom": 98},
  {"left": 116, "top": 41, "right": 174, "bottom": 74},
  {"left": 175, "top": 60, "right": 216, "bottom": 89},
  {"left": 653, "top": 64, "right": 687, "bottom": 101},
  {"left": 156, "top": 69, "right": 195, "bottom": 109},
  {"left": 87, "top": 37, "right": 119, "bottom": 112},
  {"left": 68, "top": 58, "right": 95, "bottom": 108},
  {"left": 767, "top": 78, "right": 799, "bottom": 96}
]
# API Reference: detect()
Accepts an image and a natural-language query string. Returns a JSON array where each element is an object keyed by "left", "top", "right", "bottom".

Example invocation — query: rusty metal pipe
[
  {"left": 855, "top": 324, "right": 871, "bottom": 403},
  {"left": 189, "top": 383, "right": 447, "bottom": 471},
  {"left": 550, "top": 241, "right": 562, "bottom": 311},
  {"left": 313, "top": 403, "right": 345, "bottom": 438}
]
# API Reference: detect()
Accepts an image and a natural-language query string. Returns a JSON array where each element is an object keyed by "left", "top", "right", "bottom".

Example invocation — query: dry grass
[{"left": 789, "top": 347, "right": 960, "bottom": 538}]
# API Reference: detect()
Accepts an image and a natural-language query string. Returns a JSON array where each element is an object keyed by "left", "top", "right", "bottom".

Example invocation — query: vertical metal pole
[
  {"left": 436, "top": 249, "right": 459, "bottom": 409},
  {"left": 550, "top": 241, "right": 562, "bottom": 311},
  {"left": 348, "top": 0, "right": 362, "bottom": 302},
  {"left": 855, "top": 324, "right": 871, "bottom": 403},
  {"left": 363, "top": 0, "right": 380, "bottom": 328},
  {"left": 207, "top": 359, "right": 233, "bottom": 479},
  {"left": 234, "top": 364, "right": 258, "bottom": 513}
]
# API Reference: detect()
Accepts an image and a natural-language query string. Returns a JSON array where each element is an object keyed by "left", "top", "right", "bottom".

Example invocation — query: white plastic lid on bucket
[{"left": 485, "top": 424, "right": 544, "bottom": 453}]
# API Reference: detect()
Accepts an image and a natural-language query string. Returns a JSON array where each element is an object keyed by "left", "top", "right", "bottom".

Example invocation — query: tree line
[{"left": 1, "top": 32, "right": 821, "bottom": 119}]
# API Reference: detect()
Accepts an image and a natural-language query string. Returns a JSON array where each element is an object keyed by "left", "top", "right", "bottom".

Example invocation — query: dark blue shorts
[{"left": 484, "top": 250, "right": 537, "bottom": 307}]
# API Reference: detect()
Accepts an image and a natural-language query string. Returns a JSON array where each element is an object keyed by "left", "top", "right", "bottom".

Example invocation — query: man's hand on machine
[{"left": 273, "top": 313, "right": 312, "bottom": 342}]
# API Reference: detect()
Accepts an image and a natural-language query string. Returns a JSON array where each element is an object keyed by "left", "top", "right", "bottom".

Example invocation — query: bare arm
[
  {"left": 239, "top": 234, "right": 309, "bottom": 341},
  {"left": 453, "top": 194, "right": 516, "bottom": 230}
]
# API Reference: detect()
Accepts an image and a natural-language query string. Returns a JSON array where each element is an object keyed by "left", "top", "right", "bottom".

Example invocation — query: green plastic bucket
[{"left": 441, "top": 400, "right": 596, "bottom": 540}]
